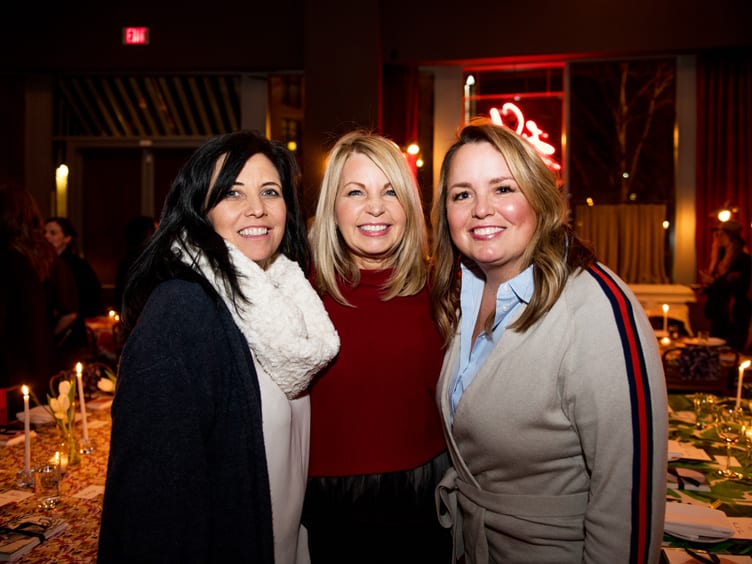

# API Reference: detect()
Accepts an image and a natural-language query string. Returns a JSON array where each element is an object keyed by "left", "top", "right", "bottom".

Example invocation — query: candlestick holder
[
  {"left": 79, "top": 437, "right": 96, "bottom": 454},
  {"left": 15, "top": 468, "right": 34, "bottom": 488}
]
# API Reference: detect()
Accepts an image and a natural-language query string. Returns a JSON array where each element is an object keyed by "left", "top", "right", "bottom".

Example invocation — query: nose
[
  {"left": 472, "top": 193, "right": 493, "bottom": 218},
  {"left": 366, "top": 195, "right": 385, "bottom": 216},
  {"left": 244, "top": 194, "right": 266, "bottom": 217}
]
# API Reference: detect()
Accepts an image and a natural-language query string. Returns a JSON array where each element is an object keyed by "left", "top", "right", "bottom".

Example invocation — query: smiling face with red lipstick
[
  {"left": 207, "top": 152, "right": 287, "bottom": 268},
  {"left": 333, "top": 152, "right": 407, "bottom": 270},
  {"left": 445, "top": 140, "right": 537, "bottom": 284}
]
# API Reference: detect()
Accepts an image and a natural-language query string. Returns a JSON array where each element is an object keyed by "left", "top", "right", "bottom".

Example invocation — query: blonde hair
[
  {"left": 310, "top": 130, "right": 430, "bottom": 305},
  {"left": 431, "top": 118, "right": 595, "bottom": 343}
]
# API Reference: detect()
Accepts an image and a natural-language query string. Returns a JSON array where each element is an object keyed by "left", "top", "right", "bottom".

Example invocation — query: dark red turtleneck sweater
[{"left": 308, "top": 269, "right": 447, "bottom": 476}]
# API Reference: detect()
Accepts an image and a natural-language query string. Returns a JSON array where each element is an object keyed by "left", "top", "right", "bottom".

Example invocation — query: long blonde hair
[
  {"left": 430, "top": 118, "right": 595, "bottom": 343},
  {"left": 310, "top": 130, "right": 430, "bottom": 305}
]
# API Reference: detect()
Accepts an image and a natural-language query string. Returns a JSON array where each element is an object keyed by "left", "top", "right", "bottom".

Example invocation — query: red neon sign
[
  {"left": 489, "top": 103, "right": 560, "bottom": 171},
  {"left": 123, "top": 27, "right": 150, "bottom": 45}
]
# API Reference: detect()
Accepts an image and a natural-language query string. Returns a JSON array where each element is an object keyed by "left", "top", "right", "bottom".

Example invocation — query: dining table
[
  {"left": 0, "top": 395, "right": 112, "bottom": 563},
  {"left": 3, "top": 389, "right": 752, "bottom": 562},
  {"left": 664, "top": 393, "right": 752, "bottom": 562}
]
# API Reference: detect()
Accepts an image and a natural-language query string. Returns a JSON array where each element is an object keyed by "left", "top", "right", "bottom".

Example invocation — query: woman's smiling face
[
  {"left": 206, "top": 153, "right": 287, "bottom": 268},
  {"left": 446, "top": 141, "right": 537, "bottom": 282},
  {"left": 334, "top": 152, "right": 406, "bottom": 270}
]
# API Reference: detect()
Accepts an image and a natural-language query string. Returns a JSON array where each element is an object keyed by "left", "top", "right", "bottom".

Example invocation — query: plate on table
[
  {"left": 16, "top": 405, "right": 81, "bottom": 425},
  {"left": 683, "top": 337, "right": 726, "bottom": 347},
  {"left": 662, "top": 547, "right": 751, "bottom": 563},
  {"left": 666, "top": 528, "right": 733, "bottom": 543},
  {"left": 665, "top": 502, "right": 735, "bottom": 543},
  {"left": 16, "top": 405, "right": 54, "bottom": 425},
  {"left": 667, "top": 467, "right": 710, "bottom": 492}
]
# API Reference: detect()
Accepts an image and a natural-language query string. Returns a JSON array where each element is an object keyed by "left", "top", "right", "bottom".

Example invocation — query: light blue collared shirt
[{"left": 449, "top": 264, "right": 535, "bottom": 419}]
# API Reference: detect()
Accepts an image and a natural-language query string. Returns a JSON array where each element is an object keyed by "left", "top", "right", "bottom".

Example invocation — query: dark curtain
[
  {"left": 382, "top": 64, "right": 420, "bottom": 146},
  {"left": 575, "top": 204, "right": 669, "bottom": 283},
  {"left": 695, "top": 49, "right": 752, "bottom": 278}
]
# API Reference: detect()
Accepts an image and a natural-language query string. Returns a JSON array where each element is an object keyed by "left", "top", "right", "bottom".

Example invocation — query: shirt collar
[
  {"left": 460, "top": 262, "right": 535, "bottom": 305},
  {"left": 505, "top": 264, "right": 534, "bottom": 305}
]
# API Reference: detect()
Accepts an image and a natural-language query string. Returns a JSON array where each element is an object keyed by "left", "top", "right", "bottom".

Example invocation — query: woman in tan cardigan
[{"left": 431, "top": 119, "right": 667, "bottom": 564}]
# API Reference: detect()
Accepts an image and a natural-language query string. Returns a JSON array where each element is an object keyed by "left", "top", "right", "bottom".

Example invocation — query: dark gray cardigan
[{"left": 97, "top": 278, "right": 274, "bottom": 563}]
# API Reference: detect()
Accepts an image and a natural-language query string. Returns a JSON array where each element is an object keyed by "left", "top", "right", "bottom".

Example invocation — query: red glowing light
[
  {"left": 489, "top": 103, "right": 560, "bottom": 171},
  {"left": 123, "top": 27, "right": 150, "bottom": 45}
]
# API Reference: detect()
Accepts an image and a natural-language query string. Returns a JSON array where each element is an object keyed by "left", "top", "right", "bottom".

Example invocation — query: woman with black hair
[
  {"left": 98, "top": 130, "right": 339, "bottom": 564},
  {"left": 44, "top": 216, "right": 103, "bottom": 319},
  {"left": 45, "top": 216, "right": 103, "bottom": 365}
]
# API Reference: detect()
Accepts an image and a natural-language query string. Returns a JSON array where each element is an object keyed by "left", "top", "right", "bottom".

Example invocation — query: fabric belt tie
[{"left": 436, "top": 466, "right": 589, "bottom": 563}]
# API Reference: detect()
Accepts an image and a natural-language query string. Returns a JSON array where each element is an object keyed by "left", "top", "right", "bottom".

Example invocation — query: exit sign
[{"left": 123, "top": 27, "right": 150, "bottom": 45}]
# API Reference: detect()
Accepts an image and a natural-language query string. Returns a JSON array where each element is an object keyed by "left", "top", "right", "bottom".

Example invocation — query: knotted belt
[{"left": 436, "top": 467, "right": 589, "bottom": 563}]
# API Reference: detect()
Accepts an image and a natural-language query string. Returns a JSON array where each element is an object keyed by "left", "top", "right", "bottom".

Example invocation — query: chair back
[
  {"left": 663, "top": 344, "right": 739, "bottom": 394},
  {"left": 0, "top": 386, "right": 19, "bottom": 425}
]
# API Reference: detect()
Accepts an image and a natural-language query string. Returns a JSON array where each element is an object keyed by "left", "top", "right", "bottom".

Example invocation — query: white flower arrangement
[{"left": 47, "top": 376, "right": 76, "bottom": 439}]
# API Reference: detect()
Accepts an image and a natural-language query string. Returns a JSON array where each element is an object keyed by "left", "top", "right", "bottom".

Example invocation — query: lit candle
[
  {"left": 661, "top": 304, "right": 669, "bottom": 333},
  {"left": 22, "top": 385, "right": 30, "bottom": 473},
  {"left": 75, "top": 362, "right": 89, "bottom": 440},
  {"left": 51, "top": 448, "right": 67, "bottom": 474},
  {"left": 736, "top": 359, "right": 751, "bottom": 411}
]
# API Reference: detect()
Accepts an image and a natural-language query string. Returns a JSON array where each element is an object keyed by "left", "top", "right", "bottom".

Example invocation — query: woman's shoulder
[
  {"left": 561, "top": 263, "right": 633, "bottom": 310},
  {"left": 0, "top": 248, "right": 43, "bottom": 289},
  {"left": 134, "top": 279, "right": 223, "bottom": 335},
  {"left": 63, "top": 251, "right": 100, "bottom": 281},
  {"left": 0, "top": 246, "right": 33, "bottom": 270},
  {"left": 61, "top": 248, "right": 84, "bottom": 265},
  {"left": 131, "top": 279, "right": 229, "bottom": 349},
  {"left": 146, "top": 278, "right": 217, "bottom": 315}
]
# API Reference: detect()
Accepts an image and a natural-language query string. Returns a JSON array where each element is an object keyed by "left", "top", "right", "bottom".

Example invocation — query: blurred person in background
[
  {"left": 699, "top": 219, "right": 751, "bottom": 351},
  {"left": 0, "top": 184, "right": 57, "bottom": 418},
  {"left": 45, "top": 216, "right": 103, "bottom": 365},
  {"left": 303, "top": 131, "right": 450, "bottom": 563},
  {"left": 45, "top": 216, "right": 103, "bottom": 319}
]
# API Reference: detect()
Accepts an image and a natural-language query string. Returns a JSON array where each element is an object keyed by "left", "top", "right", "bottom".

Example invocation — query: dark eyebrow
[{"left": 232, "top": 180, "right": 282, "bottom": 188}]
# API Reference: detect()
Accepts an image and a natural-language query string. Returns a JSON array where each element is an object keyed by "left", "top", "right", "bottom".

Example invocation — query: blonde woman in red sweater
[{"left": 304, "top": 130, "right": 450, "bottom": 563}]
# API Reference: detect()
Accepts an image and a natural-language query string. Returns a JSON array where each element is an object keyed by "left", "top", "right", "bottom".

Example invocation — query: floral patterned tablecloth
[
  {"left": 5, "top": 393, "right": 750, "bottom": 561},
  {"left": 0, "top": 397, "right": 112, "bottom": 563},
  {"left": 665, "top": 393, "right": 752, "bottom": 556}
]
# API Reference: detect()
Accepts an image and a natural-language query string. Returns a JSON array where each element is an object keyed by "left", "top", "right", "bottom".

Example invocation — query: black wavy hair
[{"left": 122, "top": 130, "right": 310, "bottom": 332}]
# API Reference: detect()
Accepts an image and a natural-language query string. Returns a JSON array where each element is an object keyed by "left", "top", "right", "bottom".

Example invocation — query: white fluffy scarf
[{"left": 174, "top": 239, "right": 339, "bottom": 399}]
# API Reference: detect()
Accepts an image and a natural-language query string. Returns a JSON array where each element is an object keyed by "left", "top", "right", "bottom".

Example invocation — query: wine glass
[
  {"left": 693, "top": 393, "right": 716, "bottom": 430},
  {"left": 741, "top": 415, "right": 752, "bottom": 477},
  {"left": 714, "top": 404, "right": 744, "bottom": 478}
]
